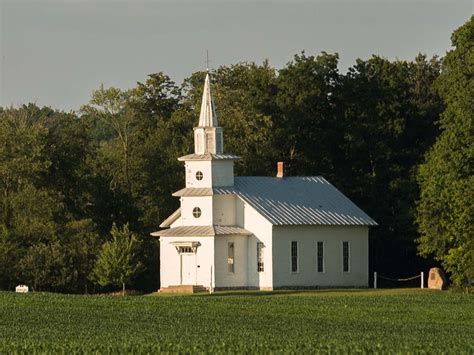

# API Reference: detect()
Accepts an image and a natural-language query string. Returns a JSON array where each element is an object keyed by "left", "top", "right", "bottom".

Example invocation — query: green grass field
[{"left": 0, "top": 289, "right": 472, "bottom": 353}]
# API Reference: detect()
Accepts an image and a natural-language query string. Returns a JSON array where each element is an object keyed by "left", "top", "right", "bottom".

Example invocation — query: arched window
[{"left": 192, "top": 207, "right": 202, "bottom": 218}]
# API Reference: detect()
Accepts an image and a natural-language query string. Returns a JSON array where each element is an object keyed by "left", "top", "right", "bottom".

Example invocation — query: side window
[
  {"left": 257, "top": 242, "right": 264, "bottom": 272},
  {"left": 342, "top": 241, "right": 350, "bottom": 273},
  {"left": 291, "top": 241, "right": 298, "bottom": 273},
  {"left": 227, "top": 242, "right": 234, "bottom": 273},
  {"left": 317, "top": 241, "right": 324, "bottom": 273}
]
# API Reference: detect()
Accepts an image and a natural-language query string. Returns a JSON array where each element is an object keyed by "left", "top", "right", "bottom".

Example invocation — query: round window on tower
[
  {"left": 193, "top": 207, "right": 202, "bottom": 218},
  {"left": 195, "top": 171, "right": 203, "bottom": 181}
]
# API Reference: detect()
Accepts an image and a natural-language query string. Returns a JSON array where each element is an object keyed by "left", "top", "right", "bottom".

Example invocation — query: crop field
[{"left": 0, "top": 289, "right": 473, "bottom": 353}]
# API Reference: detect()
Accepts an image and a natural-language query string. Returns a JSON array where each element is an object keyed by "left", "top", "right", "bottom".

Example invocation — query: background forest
[{"left": 0, "top": 17, "right": 472, "bottom": 293}]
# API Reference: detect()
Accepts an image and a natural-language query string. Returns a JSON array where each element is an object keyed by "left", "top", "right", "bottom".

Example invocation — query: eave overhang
[
  {"left": 178, "top": 153, "right": 240, "bottom": 161},
  {"left": 150, "top": 225, "right": 252, "bottom": 237},
  {"left": 172, "top": 187, "right": 237, "bottom": 197}
]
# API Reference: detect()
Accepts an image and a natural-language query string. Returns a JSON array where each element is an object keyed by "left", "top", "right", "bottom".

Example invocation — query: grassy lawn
[{"left": 0, "top": 289, "right": 472, "bottom": 353}]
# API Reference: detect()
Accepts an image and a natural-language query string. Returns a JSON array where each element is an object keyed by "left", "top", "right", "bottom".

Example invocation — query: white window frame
[
  {"left": 290, "top": 241, "right": 299, "bottom": 273},
  {"left": 257, "top": 242, "right": 264, "bottom": 272},
  {"left": 342, "top": 241, "right": 350, "bottom": 273},
  {"left": 227, "top": 242, "right": 235, "bottom": 273},
  {"left": 316, "top": 241, "right": 324, "bottom": 273}
]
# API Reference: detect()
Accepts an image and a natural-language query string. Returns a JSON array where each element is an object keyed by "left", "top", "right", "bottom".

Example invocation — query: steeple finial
[{"left": 198, "top": 72, "right": 218, "bottom": 127}]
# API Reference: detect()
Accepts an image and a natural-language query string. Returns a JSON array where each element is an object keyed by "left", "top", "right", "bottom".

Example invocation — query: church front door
[{"left": 180, "top": 253, "right": 196, "bottom": 285}]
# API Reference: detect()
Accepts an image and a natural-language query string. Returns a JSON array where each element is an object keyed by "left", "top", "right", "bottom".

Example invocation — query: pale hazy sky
[{"left": 0, "top": 0, "right": 472, "bottom": 111}]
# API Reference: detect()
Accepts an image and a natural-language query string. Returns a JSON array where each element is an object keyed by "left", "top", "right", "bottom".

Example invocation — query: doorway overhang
[{"left": 171, "top": 241, "right": 201, "bottom": 253}]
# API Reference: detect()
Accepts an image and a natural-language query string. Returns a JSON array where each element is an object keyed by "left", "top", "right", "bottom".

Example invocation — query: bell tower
[{"left": 176, "top": 72, "right": 239, "bottom": 226}]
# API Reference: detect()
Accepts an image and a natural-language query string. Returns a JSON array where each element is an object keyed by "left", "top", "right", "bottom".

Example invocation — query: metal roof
[
  {"left": 231, "top": 176, "right": 377, "bottom": 226},
  {"left": 172, "top": 188, "right": 213, "bottom": 197},
  {"left": 178, "top": 153, "right": 240, "bottom": 161},
  {"left": 172, "top": 187, "right": 238, "bottom": 197},
  {"left": 159, "top": 208, "right": 181, "bottom": 228},
  {"left": 158, "top": 176, "right": 376, "bottom": 231},
  {"left": 151, "top": 225, "right": 251, "bottom": 237}
]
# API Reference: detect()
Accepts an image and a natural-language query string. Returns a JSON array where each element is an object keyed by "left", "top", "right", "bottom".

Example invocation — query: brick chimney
[{"left": 276, "top": 161, "right": 284, "bottom": 178}]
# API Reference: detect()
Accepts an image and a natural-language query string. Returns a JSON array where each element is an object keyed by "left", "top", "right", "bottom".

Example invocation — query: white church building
[{"left": 152, "top": 73, "right": 377, "bottom": 292}]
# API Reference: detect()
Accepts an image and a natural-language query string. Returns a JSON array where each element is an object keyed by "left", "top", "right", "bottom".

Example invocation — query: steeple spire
[
  {"left": 198, "top": 73, "right": 218, "bottom": 127},
  {"left": 193, "top": 73, "right": 223, "bottom": 154}
]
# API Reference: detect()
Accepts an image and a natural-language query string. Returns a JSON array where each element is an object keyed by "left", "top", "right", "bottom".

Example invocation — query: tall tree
[
  {"left": 129, "top": 72, "right": 181, "bottom": 123},
  {"left": 417, "top": 17, "right": 474, "bottom": 287},
  {"left": 127, "top": 73, "right": 184, "bottom": 229},
  {"left": 81, "top": 86, "right": 135, "bottom": 196},
  {"left": 40, "top": 108, "right": 95, "bottom": 220},
  {"left": 275, "top": 52, "right": 343, "bottom": 178},
  {"left": 0, "top": 107, "right": 50, "bottom": 214},
  {"left": 213, "top": 62, "right": 277, "bottom": 176}
]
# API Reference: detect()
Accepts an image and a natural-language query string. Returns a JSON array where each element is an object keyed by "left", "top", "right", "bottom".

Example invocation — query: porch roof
[{"left": 159, "top": 208, "right": 181, "bottom": 228}]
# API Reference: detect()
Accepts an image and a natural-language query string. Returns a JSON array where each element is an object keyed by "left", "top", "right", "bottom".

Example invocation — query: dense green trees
[
  {"left": 0, "top": 102, "right": 153, "bottom": 293},
  {"left": 0, "top": 19, "right": 470, "bottom": 291},
  {"left": 417, "top": 16, "right": 473, "bottom": 287},
  {"left": 0, "top": 106, "right": 103, "bottom": 292},
  {"left": 339, "top": 55, "right": 442, "bottom": 277}
]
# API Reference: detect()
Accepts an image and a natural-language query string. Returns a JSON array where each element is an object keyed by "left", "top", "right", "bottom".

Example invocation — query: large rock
[{"left": 428, "top": 267, "right": 448, "bottom": 290}]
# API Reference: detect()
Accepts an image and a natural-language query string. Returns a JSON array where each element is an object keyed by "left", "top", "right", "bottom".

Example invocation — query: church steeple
[
  {"left": 194, "top": 73, "right": 223, "bottom": 154},
  {"left": 198, "top": 73, "right": 218, "bottom": 127}
]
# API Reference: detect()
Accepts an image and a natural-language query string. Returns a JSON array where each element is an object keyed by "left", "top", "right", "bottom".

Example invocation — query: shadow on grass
[
  {"left": 194, "top": 288, "right": 433, "bottom": 297},
  {"left": 148, "top": 288, "right": 435, "bottom": 297},
  {"left": 199, "top": 288, "right": 375, "bottom": 297}
]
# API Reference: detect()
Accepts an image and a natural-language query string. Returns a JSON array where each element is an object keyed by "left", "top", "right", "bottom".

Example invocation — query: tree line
[{"left": 0, "top": 17, "right": 472, "bottom": 292}]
